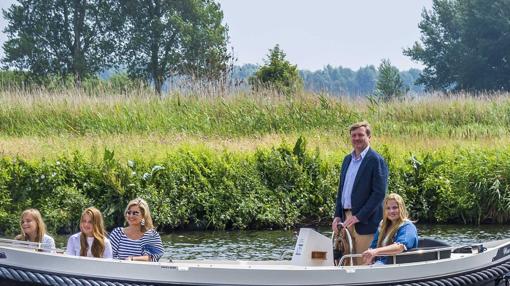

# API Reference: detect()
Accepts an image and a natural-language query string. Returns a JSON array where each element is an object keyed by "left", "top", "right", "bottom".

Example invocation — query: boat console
[{"left": 291, "top": 228, "right": 334, "bottom": 266}]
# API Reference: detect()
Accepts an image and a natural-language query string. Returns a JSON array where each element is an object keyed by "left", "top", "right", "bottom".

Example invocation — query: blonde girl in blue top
[{"left": 362, "top": 193, "right": 418, "bottom": 265}]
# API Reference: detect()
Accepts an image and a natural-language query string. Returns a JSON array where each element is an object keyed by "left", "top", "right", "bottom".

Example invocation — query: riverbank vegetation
[
  {"left": 0, "top": 137, "right": 509, "bottom": 235},
  {"left": 1, "top": 90, "right": 510, "bottom": 235}
]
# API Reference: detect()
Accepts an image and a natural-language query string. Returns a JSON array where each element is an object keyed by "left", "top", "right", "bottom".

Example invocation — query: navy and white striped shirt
[{"left": 109, "top": 227, "right": 164, "bottom": 262}]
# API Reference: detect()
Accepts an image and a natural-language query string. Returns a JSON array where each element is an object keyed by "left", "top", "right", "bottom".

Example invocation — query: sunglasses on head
[{"left": 126, "top": 210, "right": 140, "bottom": 216}]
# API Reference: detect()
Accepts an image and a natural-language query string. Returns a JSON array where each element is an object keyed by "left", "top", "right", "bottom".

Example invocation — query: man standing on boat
[{"left": 332, "top": 121, "right": 388, "bottom": 265}]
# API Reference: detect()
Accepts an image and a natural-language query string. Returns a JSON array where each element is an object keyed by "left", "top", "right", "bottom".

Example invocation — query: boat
[{"left": 1, "top": 228, "right": 510, "bottom": 286}]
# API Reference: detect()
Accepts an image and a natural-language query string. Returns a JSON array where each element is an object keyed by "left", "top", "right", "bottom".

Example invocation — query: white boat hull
[{"left": 1, "top": 236, "right": 510, "bottom": 285}]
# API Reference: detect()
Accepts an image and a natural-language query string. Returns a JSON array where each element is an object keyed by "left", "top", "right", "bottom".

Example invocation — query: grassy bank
[
  {"left": 1, "top": 132, "right": 509, "bottom": 161},
  {"left": 2, "top": 89, "right": 510, "bottom": 161},
  {"left": 1, "top": 90, "right": 509, "bottom": 138}
]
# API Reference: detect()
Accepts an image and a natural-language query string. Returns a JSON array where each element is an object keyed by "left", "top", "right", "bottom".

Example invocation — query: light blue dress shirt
[{"left": 341, "top": 145, "right": 370, "bottom": 209}]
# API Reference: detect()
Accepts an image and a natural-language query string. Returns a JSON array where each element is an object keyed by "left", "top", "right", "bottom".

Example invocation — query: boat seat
[
  {"left": 452, "top": 243, "right": 485, "bottom": 253},
  {"left": 417, "top": 238, "right": 451, "bottom": 248},
  {"left": 386, "top": 238, "right": 451, "bottom": 264}
]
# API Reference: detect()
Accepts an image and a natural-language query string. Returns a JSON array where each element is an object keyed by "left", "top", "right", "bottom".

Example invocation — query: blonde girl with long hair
[
  {"left": 109, "top": 198, "right": 164, "bottom": 262},
  {"left": 16, "top": 208, "right": 56, "bottom": 251},
  {"left": 66, "top": 207, "right": 113, "bottom": 258},
  {"left": 362, "top": 193, "right": 418, "bottom": 265}
]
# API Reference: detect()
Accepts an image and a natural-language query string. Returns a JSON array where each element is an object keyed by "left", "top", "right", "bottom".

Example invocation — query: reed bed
[{"left": 1, "top": 89, "right": 509, "bottom": 138}]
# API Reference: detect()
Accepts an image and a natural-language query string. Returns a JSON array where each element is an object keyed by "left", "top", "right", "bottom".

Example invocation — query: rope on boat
[
  {"left": 396, "top": 260, "right": 510, "bottom": 286},
  {"left": 0, "top": 266, "right": 154, "bottom": 286}
]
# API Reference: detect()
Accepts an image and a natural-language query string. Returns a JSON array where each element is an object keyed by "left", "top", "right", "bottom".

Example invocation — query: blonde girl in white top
[
  {"left": 16, "top": 208, "right": 55, "bottom": 251},
  {"left": 66, "top": 207, "right": 112, "bottom": 258}
]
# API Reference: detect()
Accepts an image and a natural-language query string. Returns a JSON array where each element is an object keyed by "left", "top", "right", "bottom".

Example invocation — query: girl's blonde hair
[
  {"left": 125, "top": 198, "right": 154, "bottom": 233},
  {"left": 80, "top": 207, "right": 107, "bottom": 258},
  {"left": 16, "top": 208, "right": 47, "bottom": 243},
  {"left": 376, "top": 193, "right": 410, "bottom": 248}
]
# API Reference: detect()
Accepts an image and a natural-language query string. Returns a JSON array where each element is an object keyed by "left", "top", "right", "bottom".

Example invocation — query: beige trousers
[{"left": 344, "top": 210, "right": 374, "bottom": 265}]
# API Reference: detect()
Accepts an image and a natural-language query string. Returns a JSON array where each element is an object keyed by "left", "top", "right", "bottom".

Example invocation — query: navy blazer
[{"left": 334, "top": 147, "right": 388, "bottom": 235}]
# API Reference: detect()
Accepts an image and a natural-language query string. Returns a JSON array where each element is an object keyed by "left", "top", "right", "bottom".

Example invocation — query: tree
[
  {"left": 119, "top": 0, "right": 231, "bottom": 95},
  {"left": 404, "top": 0, "right": 510, "bottom": 91},
  {"left": 374, "top": 59, "right": 408, "bottom": 101},
  {"left": 249, "top": 44, "right": 303, "bottom": 95},
  {"left": 2, "top": 0, "right": 119, "bottom": 85}
]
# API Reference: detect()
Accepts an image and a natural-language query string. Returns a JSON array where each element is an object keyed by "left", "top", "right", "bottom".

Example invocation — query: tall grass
[
  {"left": 1, "top": 132, "right": 509, "bottom": 162},
  {"left": 2, "top": 89, "right": 510, "bottom": 138}
]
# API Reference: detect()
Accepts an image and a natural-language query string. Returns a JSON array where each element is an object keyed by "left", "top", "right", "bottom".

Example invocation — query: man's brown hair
[{"left": 349, "top": 121, "right": 371, "bottom": 137}]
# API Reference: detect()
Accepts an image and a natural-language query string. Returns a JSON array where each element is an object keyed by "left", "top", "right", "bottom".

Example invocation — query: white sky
[{"left": 0, "top": 0, "right": 433, "bottom": 71}]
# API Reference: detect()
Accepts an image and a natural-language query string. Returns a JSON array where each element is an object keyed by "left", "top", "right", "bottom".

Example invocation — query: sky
[
  {"left": 0, "top": 0, "right": 433, "bottom": 71},
  {"left": 218, "top": 0, "right": 433, "bottom": 71}
]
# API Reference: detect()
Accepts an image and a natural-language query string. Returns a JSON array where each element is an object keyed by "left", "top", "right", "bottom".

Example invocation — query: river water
[
  {"left": 156, "top": 224, "right": 510, "bottom": 261},
  {"left": 49, "top": 224, "right": 509, "bottom": 261}
]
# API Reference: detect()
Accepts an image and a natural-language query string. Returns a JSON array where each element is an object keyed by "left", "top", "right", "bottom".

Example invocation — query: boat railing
[
  {"left": 337, "top": 245, "right": 460, "bottom": 266},
  {"left": 0, "top": 238, "right": 62, "bottom": 253}
]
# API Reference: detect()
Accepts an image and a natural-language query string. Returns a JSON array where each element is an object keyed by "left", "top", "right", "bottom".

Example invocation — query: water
[
  {"left": 418, "top": 224, "right": 510, "bottom": 245},
  {"left": 162, "top": 229, "right": 296, "bottom": 261},
  {"left": 45, "top": 224, "right": 509, "bottom": 261}
]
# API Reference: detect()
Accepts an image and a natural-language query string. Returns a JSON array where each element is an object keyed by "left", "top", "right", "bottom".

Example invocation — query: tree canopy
[
  {"left": 404, "top": 0, "right": 510, "bottom": 92},
  {"left": 2, "top": 0, "right": 231, "bottom": 93},
  {"left": 2, "top": 0, "right": 119, "bottom": 84},
  {"left": 249, "top": 45, "right": 303, "bottom": 95},
  {"left": 119, "top": 0, "right": 231, "bottom": 94}
]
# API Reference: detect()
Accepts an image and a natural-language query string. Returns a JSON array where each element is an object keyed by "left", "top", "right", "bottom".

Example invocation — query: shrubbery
[{"left": 1, "top": 138, "right": 509, "bottom": 236}]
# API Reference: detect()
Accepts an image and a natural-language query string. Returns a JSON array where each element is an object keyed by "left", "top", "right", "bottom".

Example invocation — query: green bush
[
  {"left": 392, "top": 154, "right": 445, "bottom": 222},
  {"left": 0, "top": 163, "right": 13, "bottom": 234},
  {"left": 446, "top": 149, "right": 510, "bottom": 224},
  {"left": 1, "top": 139, "right": 510, "bottom": 236},
  {"left": 255, "top": 137, "right": 336, "bottom": 226},
  {"left": 389, "top": 148, "right": 510, "bottom": 224},
  {"left": 39, "top": 185, "right": 91, "bottom": 234}
]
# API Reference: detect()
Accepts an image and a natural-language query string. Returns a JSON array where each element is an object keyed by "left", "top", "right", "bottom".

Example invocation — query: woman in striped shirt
[{"left": 110, "top": 198, "right": 164, "bottom": 262}]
